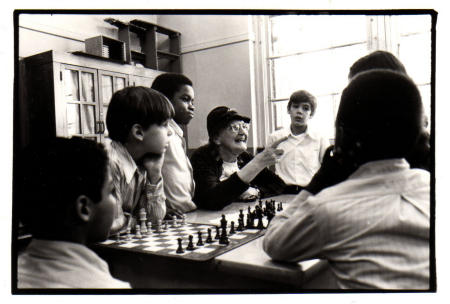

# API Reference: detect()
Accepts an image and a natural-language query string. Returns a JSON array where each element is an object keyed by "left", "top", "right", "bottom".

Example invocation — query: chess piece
[
  {"left": 215, "top": 226, "right": 220, "bottom": 240},
  {"left": 172, "top": 215, "right": 177, "bottom": 228},
  {"left": 147, "top": 221, "right": 152, "bottom": 235},
  {"left": 220, "top": 214, "right": 227, "bottom": 229},
  {"left": 236, "top": 218, "right": 244, "bottom": 231},
  {"left": 279, "top": 202, "right": 283, "bottom": 211},
  {"left": 197, "top": 231, "right": 204, "bottom": 246},
  {"left": 186, "top": 235, "right": 195, "bottom": 250},
  {"left": 164, "top": 220, "right": 168, "bottom": 230},
  {"left": 135, "top": 225, "right": 142, "bottom": 239},
  {"left": 141, "top": 221, "right": 147, "bottom": 234},
  {"left": 257, "top": 215, "right": 264, "bottom": 229},
  {"left": 206, "top": 228, "right": 213, "bottom": 243},
  {"left": 246, "top": 214, "right": 253, "bottom": 229},
  {"left": 126, "top": 226, "right": 132, "bottom": 241},
  {"left": 219, "top": 227, "right": 229, "bottom": 245},
  {"left": 181, "top": 214, "right": 186, "bottom": 226},
  {"left": 229, "top": 221, "right": 235, "bottom": 235},
  {"left": 239, "top": 209, "right": 244, "bottom": 222},
  {"left": 156, "top": 219, "right": 162, "bottom": 233},
  {"left": 115, "top": 233, "right": 122, "bottom": 244},
  {"left": 176, "top": 238, "right": 184, "bottom": 254}
]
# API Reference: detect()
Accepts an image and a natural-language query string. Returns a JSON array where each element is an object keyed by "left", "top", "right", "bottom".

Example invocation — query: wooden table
[{"left": 93, "top": 195, "right": 337, "bottom": 292}]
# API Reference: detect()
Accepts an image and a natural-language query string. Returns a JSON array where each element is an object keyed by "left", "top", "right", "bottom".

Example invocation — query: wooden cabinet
[{"left": 18, "top": 50, "right": 162, "bottom": 148}]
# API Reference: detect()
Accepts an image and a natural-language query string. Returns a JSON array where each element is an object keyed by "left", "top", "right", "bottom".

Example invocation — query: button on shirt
[
  {"left": 18, "top": 239, "right": 130, "bottom": 288},
  {"left": 267, "top": 127, "right": 328, "bottom": 186},
  {"left": 162, "top": 119, "right": 196, "bottom": 213},
  {"left": 263, "top": 159, "right": 430, "bottom": 289},
  {"left": 106, "top": 140, "right": 166, "bottom": 233}
]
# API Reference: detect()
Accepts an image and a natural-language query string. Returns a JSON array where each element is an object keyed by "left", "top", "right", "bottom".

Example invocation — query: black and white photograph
[{"left": 4, "top": 0, "right": 449, "bottom": 302}]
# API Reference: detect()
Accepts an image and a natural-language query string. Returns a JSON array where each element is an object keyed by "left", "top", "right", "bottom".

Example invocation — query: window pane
[
  {"left": 395, "top": 15, "right": 431, "bottom": 35},
  {"left": 81, "top": 72, "right": 95, "bottom": 102},
  {"left": 66, "top": 103, "right": 81, "bottom": 135},
  {"left": 81, "top": 104, "right": 96, "bottom": 135},
  {"left": 102, "top": 75, "right": 114, "bottom": 105},
  {"left": 273, "top": 100, "right": 289, "bottom": 130},
  {"left": 398, "top": 33, "right": 431, "bottom": 85},
  {"left": 64, "top": 70, "right": 79, "bottom": 101},
  {"left": 271, "top": 43, "right": 368, "bottom": 99},
  {"left": 270, "top": 15, "right": 368, "bottom": 56},
  {"left": 115, "top": 77, "right": 126, "bottom": 91}
]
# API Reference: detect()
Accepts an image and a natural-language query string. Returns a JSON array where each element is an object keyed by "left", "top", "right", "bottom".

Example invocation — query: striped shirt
[
  {"left": 106, "top": 140, "right": 166, "bottom": 234},
  {"left": 263, "top": 159, "right": 430, "bottom": 289}
]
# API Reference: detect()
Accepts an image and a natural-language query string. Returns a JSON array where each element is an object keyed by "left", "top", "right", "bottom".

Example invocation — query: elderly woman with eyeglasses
[{"left": 190, "top": 106, "right": 288, "bottom": 210}]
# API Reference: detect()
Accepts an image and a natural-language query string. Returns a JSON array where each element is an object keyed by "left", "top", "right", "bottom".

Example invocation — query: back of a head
[
  {"left": 348, "top": 50, "right": 407, "bottom": 79},
  {"left": 288, "top": 90, "right": 317, "bottom": 116},
  {"left": 151, "top": 73, "right": 193, "bottom": 100},
  {"left": 106, "top": 86, "right": 174, "bottom": 143},
  {"left": 336, "top": 69, "right": 423, "bottom": 161},
  {"left": 17, "top": 137, "right": 109, "bottom": 237}
]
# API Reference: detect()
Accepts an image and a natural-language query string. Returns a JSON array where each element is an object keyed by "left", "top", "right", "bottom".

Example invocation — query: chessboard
[{"left": 95, "top": 220, "right": 265, "bottom": 262}]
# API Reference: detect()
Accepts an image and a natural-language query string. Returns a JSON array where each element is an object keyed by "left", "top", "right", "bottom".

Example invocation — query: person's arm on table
[{"left": 263, "top": 190, "right": 323, "bottom": 262}]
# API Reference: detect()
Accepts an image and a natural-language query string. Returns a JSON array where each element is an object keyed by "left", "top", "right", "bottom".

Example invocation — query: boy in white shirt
[{"left": 267, "top": 90, "right": 328, "bottom": 194}]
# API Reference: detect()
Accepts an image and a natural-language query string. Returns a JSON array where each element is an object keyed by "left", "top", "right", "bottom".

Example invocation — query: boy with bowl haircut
[
  {"left": 151, "top": 73, "right": 197, "bottom": 215},
  {"left": 105, "top": 86, "right": 174, "bottom": 234},
  {"left": 267, "top": 90, "right": 329, "bottom": 194},
  {"left": 16, "top": 137, "right": 130, "bottom": 288},
  {"left": 263, "top": 70, "right": 430, "bottom": 289}
]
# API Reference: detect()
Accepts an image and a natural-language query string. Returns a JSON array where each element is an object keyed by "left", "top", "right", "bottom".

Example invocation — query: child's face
[
  {"left": 141, "top": 119, "right": 172, "bottom": 155},
  {"left": 89, "top": 167, "right": 116, "bottom": 242},
  {"left": 288, "top": 102, "right": 312, "bottom": 128},
  {"left": 215, "top": 120, "right": 249, "bottom": 156},
  {"left": 171, "top": 84, "right": 195, "bottom": 125}
]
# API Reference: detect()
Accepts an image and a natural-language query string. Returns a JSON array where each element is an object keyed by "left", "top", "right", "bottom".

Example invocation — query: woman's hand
[{"left": 254, "top": 136, "right": 287, "bottom": 167}]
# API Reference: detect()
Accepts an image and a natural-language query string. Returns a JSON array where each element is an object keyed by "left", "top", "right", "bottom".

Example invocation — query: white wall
[
  {"left": 19, "top": 14, "right": 157, "bottom": 58},
  {"left": 157, "top": 15, "right": 255, "bottom": 149}
]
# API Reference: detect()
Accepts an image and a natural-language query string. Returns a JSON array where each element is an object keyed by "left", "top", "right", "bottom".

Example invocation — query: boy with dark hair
[
  {"left": 267, "top": 90, "right": 328, "bottom": 194},
  {"left": 151, "top": 73, "right": 196, "bottom": 215},
  {"left": 263, "top": 70, "right": 430, "bottom": 289},
  {"left": 17, "top": 137, "right": 130, "bottom": 288},
  {"left": 348, "top": 50, "right": 430, "bottom": 171},
  {"left": 105, "top": 86, "right": 174, "bottom": 233}
]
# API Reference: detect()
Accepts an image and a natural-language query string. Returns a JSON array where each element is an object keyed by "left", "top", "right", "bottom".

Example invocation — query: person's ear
[
  {"left": 131, "top": 124, "right": 145, "bottom": 142},
  {"left": 74, "top": 195, "right": 94, "bottom": 223}
]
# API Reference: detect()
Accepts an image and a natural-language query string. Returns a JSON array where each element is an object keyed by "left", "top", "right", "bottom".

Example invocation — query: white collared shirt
[
  {"left": 267, "top": 127, "right": 329, "bottom": 186},
  {"left": 263, "top": 159, "right": 430, "bottom": 289},
  {"left": 162, "top": 119, "right": 196, "bottom": 213},
  {"left": 18, "top": 239, "right": 130, "bottom": 288}
]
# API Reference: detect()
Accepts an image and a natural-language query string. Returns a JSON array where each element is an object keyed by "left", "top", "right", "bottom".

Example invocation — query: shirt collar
[
  {"left": 288, "top": 126, "right": 318, "bottom": 140},
  {"left": 169, "top": 119, "right": 184, "bottom": 138},
  {"left": 349, "top": 158, "right": 410, "bottom": 180},
  {"left": 109, "top": 140, "right": 138, "bottom": 184}
]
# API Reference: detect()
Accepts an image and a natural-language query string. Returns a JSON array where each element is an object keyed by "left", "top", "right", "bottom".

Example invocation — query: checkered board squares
[{"left": 96, "top": 223, "right": 264, "bottom": 261}]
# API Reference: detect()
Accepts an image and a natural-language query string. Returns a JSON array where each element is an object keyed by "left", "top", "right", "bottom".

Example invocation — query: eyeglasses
[{"left": 227, "top": 122, "right": 250, "bottom": 133}]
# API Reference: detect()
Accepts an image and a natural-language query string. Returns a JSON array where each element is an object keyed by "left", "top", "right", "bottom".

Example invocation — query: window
[{"left": 266, "top": 14, "right": 433, "bottom": 142}]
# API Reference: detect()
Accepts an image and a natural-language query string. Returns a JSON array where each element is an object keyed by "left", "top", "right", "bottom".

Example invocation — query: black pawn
[
  {"left": 220, "top": 214, "right": 227, "bottom": 229},
  {"left": 206, "top": 228, "right": 213, "bottom": 243},
  {"left": 236, "top": 218, "right": 244, "bottom": 231},
  {"left": 219, "top": 227, "right": 229, "bottom": 245},
  {"left": 197, "top": 231, "right": 204, "bottom": 246},
  {"left": 279, "top": 202, "right": 283, "bottom": 211},
  {"left": 176, "top": 238, "right": 184, "bottom": 254},
  {"left": 186, "top": 235, "right": 195, "bottom": 251},
  {"left": 215, "top": 226, "right": 220, "bottom": 240},
  {"left": 239, "top": 209, "right": 244, "bottom": 221},
  {"left": 229, "top": 221, "right": 235, "bottom": 235},
  {"left": 257, "top": 216, "right": 264, "bottom": 229}
]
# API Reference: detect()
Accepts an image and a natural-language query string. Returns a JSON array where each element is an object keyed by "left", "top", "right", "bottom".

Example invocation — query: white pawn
[
  {"left": 171, "top": 215, "right": 177, "bottom": 228},
  {"left": 147, "top": 221, "right": 152, "bottom": 235},
  {"left": 156, "top": 219, "right": 162, "bottom": 233},
  {"left": 126, "top": 226, "right": 132, "bottom": 241},
  {"left": 135, "top": 224, "right": 142, "bottom": 239},
  {"left": 141, "top": 221, "right": 147, "bottom": 234}
]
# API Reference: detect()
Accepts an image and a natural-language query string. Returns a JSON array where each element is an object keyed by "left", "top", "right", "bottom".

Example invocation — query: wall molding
[{"left": 181, "top": 32, "right": 253, "bottom": 54}]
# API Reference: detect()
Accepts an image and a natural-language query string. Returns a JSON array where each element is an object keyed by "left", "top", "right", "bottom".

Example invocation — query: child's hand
[
  {"left": 141, "top": 153, "right": 165, "bottom": 184},
  {"left": 304, "top": 145, "right": 358, "bottom": 195}
]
